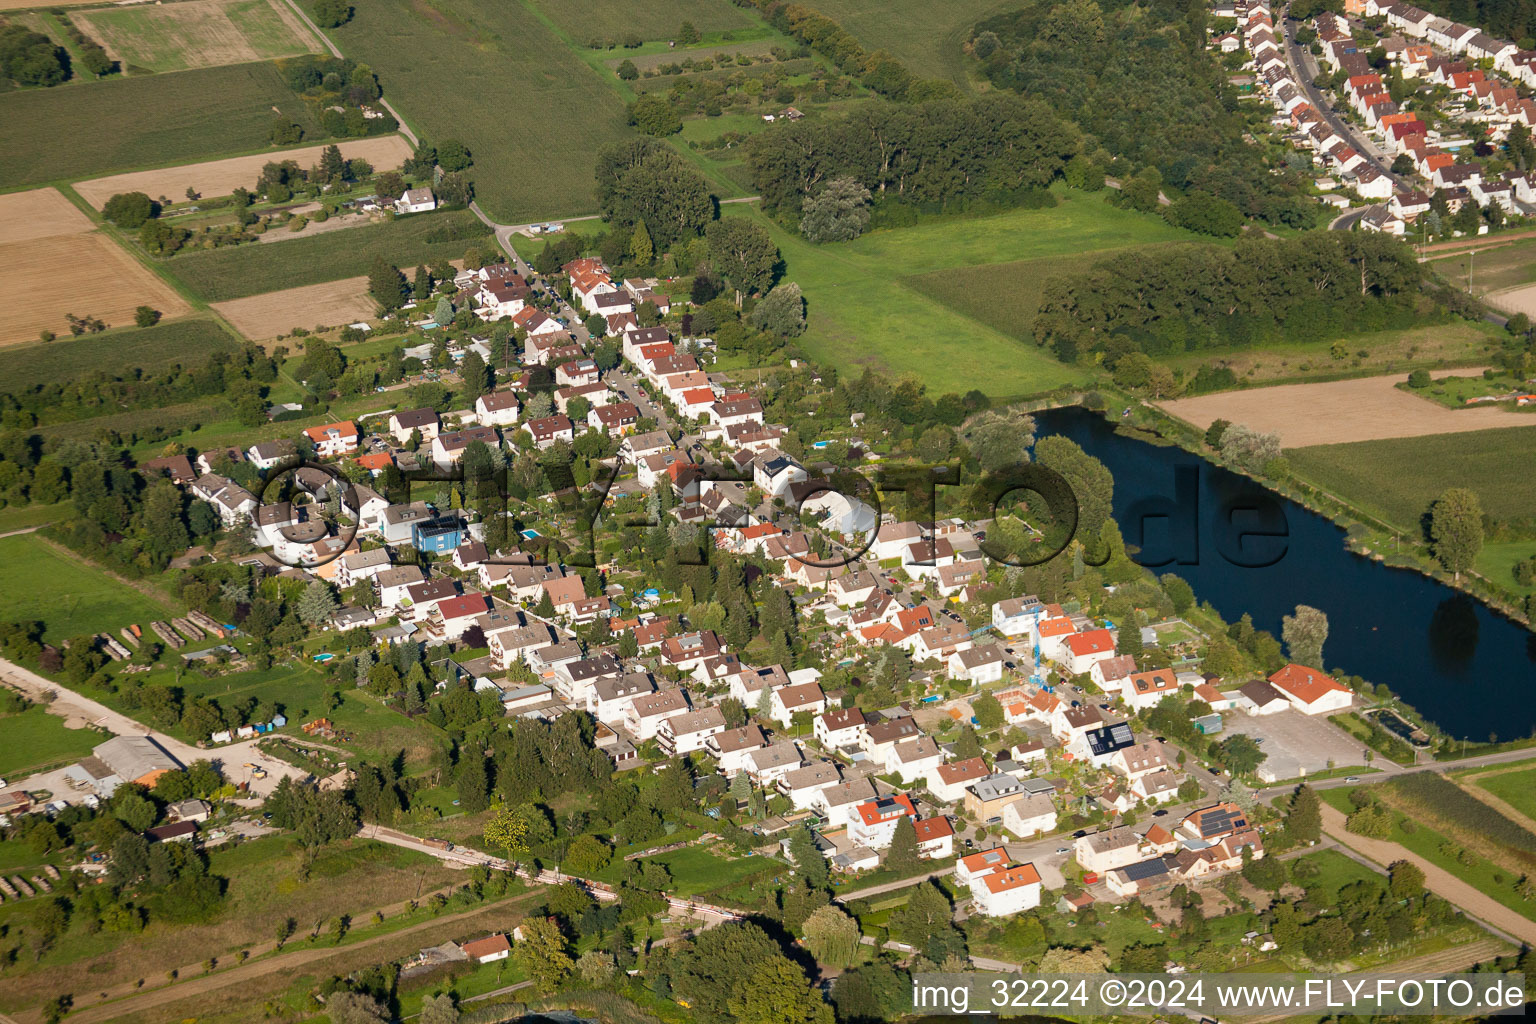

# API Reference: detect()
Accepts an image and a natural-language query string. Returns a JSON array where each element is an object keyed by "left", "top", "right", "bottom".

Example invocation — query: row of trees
[
  {"left": 1032, "top": 232, "right": 1430, "bottom": 362},
  {"left": 746, "top": 93, "right": 1080, "bottom": 219}
]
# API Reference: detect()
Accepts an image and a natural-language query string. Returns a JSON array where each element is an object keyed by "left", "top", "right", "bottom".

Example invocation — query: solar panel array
[{"left": 1197, "top": 806, "right": 1246, "bottom": 837}]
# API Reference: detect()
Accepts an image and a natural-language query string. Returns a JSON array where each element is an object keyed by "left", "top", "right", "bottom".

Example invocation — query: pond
[{"left": 1032, "top": 406, "right": 1536, "bottom": 741}]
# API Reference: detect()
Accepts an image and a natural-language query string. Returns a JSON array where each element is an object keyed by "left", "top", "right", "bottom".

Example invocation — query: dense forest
[
  {"left": 1032, "top": 232, "right": 1433, "bottom": 361},
  {"left": 968, "top": 0, "right": 1319, "bottom": 228},
  {"left": 746, "top": 93, "right": 1079, "bottom": 217},
  {"left": 1411, "top": 0, "right": 1536, "bottom": 45}
]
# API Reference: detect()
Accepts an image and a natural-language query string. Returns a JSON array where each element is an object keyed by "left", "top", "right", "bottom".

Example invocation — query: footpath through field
[{"left": 1320, "top": 803, "right": 1536, "bottom": 946}]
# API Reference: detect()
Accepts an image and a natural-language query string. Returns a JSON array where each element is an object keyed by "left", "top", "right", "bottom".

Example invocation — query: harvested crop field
[
  {"left": 1158, "top": 368, "right": 1536, "bottom": 447},
  {"left": 1485, "top": 283, "right": 1536, "bottom": 319},
  {"left": 71, "top": 0, "right": 321, "bottom": 73},
  {"left": 0, "top": 187, "right": 190, "bottom": 346},
  {"left": 212, "top": 276, "right": 375, "bottom": 339},
  {"left": 0, "top": 0, "right": 93, "bottom": 8},
  {"left": 74, "top": 135, "right": 413, "bottom": 208},
  {"left": 0, "top": 187, "right": 94, "bottom": 244},
  {"left": 0, "top": 234, "right": 192, "bottom": 346}
]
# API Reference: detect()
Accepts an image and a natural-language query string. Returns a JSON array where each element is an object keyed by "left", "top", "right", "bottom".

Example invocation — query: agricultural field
[
  {"left": 0, "top": 705, "right": 102, "bottom": 777},
  {"left": 1153, "top": 320, "right": 1502, "bottom": 386},
  {"left": 1323, "top": 784, "right": 1536, "bottom": 924},
  {"left": 0, "top": 536, "right": 177, "bottom": 643},
  {"left": 327, "top": 0, "right": 633, "bottom": 222},
  {"left": 163, "top": 209, "right": 492, "bottom": 301},
  {"left": 73, "top": 135, "right": 414, "bottom": 208},
  {"left": 71, "top": 0, "right": 322, "bottom": 73},
  {"left": 744, "top": 190, "right": 1199, "bottom": 397},
  {"left": 1287, "top": 425, "right": 1536, "bottom": 530},
  {"left": 0, "top": 188, "right": 191, "bottom": 346},
  {"left": 212, "top": 275, "right": 377, "bottom": 339},
  {"left": 806, "top": 0, "right": 1007, "bottom": 84},
  {"left": 0, "top": 317, "right": 240, "bottom": 389},
  {"left": 1164, "top": 370, "right": 1536, "bottom": 447},
  {"left": 0, "top": 61, "right": 324, "bottom": 190},
  {"left": 0, "top": 186, "right": 94, "bottom": 243},
  {"left": 530, "top": 0, "right": 757, "bottom": 43}
]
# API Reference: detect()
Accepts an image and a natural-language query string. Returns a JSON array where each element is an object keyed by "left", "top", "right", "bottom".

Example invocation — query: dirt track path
[{"left": 1320, "top": 804, "right": 1536, "bottom": 945}]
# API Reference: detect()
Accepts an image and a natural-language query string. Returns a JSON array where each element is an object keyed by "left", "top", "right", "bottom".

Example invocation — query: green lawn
[
  {"left": 1471, "top": 766, "right": 1536, "bottom": 822},
  {"left": 0, "top": 504, "right": 71, "bottom": 536},
  {"left": 0, "top": 62, "right": 324, "bottom": 191},
  {"left": 0, "top": 706, "right": 103, "bottom": 777},
  {"left": 163, "top": 210, "right": 493, "bottom": 301},
  {"left": 1476, "top": 540, "right": 1536, "bottom": 595},
  {"left": 529, "top": 0, "right": 756, "bottom": 43},
  {"left": 802, "top": 0, "right": 1007, "bottom": 85},
  {"left": 0, "top": 318, "right": 241, "bottom": 391},
  {"left": 325, "top": 0, "right": 634, "bottom": 222},
  {"left": 0, "top": 536, "right": 177, "bottom": 643},
  {"left": 1295, "top": 846, "right": 1383, "bottom": 902},
  {"left": 736, "top": 189, "right": 1203, "bottom": 398},
  {"left": 1402, "top": 373, "right": 1531, "bottom": 410},
  {"left": 1288, "top": 426, "right": 1536, "bottom": 531},
  {"left": 626, "top": 845, "right": 779, "bottom": 898}
]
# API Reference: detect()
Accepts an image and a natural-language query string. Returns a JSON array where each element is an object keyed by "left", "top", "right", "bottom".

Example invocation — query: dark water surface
[{"left": 1033, "top": 406, "right": 1536, "bottom": 740}]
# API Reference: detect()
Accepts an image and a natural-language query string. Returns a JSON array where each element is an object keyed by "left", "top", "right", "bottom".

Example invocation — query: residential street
[{"left": 1281, "top": 12, "right": 1403, "bottom": 189}]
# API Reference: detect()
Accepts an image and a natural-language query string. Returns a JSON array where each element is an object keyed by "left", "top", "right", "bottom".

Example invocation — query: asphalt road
[{"left": 1281, "top": 12, "right": 1403, "bottom": 189}]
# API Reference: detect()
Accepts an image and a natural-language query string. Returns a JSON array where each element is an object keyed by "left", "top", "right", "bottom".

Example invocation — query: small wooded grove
[
  {"left": 1031, "top": 232, "right": 1438, "bottom": 362},
  {"left": 746, "top": 93, "right": 1080, "bottom": 218}
]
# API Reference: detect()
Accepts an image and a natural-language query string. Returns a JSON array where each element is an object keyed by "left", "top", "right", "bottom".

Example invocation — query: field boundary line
[{"left": 278, "top": 0, "right": 421, "bottom": 146}]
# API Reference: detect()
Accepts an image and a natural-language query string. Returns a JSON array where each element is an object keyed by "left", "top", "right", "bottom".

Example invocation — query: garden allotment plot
[{"left": 71, "top": 0, "right": 324, "bottom": 73}]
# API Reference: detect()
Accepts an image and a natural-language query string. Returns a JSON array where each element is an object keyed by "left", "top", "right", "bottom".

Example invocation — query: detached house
[
  {"left": 1061, "top": 629, "right": 1117, "bottom": 676},
  {"left": 304, "top": 420, "right": 360, "bottom": 457},
  {"left": 770, "top": 682, "right": 827, "bottom": 726},
  {"left": 949, "top": 644, "right": 1004, "bottom": 685},
  {"left": 847, "top": 794, "right": 917, "bottom": 849},
  {"left": 475, "top": 391, "right": 521, "bottom": 427},
  {"left": 389, "top": 408, "right": 440, "bottom": 445},
  {"left": 970, "top": 862, "right": 1042, "bottom": 917},
  {"left": 395, "top": 187, "right": 437, "bottom": 214},
  {"left": 526, "top": 415, "right": 575, "bottom": 450}
]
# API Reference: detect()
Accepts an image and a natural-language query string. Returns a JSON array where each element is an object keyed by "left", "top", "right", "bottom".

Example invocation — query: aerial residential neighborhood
[{"left": 1, "top": 0, "right": 1535, "bottom": 1021}]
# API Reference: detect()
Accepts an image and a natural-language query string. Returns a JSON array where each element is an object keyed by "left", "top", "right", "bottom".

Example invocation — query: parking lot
[{"left": 1223, "top": 709, "right": 1370, "bottom": 782}]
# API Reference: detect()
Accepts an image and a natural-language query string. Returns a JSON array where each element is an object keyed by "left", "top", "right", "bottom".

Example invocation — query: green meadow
[{"left": 736, "top": 189, "right": 1204, "bottom": 397}]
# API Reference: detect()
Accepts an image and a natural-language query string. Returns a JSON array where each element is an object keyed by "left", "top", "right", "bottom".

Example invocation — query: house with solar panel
[{"left": 1074, "top": 721, "right": 1137, "bottom": 768}]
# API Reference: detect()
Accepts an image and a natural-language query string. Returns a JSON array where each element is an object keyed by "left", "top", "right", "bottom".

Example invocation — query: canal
[{"left": 1033, "top": 406, "right": 1536, "bottom": 741}]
